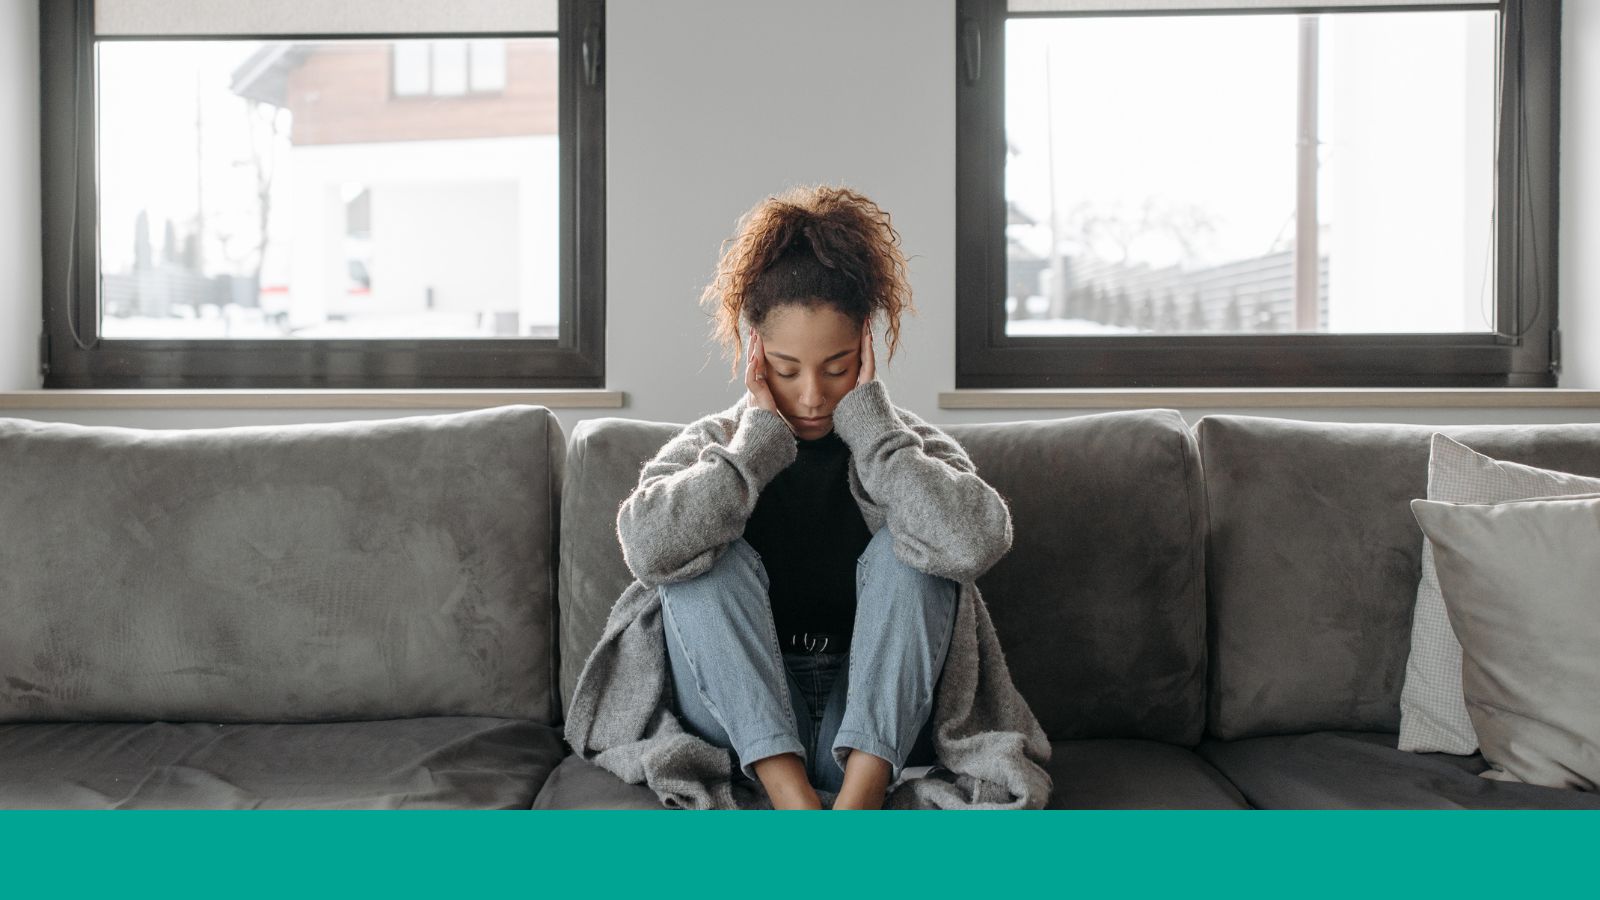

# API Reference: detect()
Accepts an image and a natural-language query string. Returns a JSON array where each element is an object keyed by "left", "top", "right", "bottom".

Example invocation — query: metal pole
[
  {"left": 1294, "top": 15, "right": 1320, "bottom": 331},
  {"left": 194, "top": 66, "right": 206, "bottom": 275},
  {"left": 1044, "top": 44, "right": 1065, "bottom": 322}
]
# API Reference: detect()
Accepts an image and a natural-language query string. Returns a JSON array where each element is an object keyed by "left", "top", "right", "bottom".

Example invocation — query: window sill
[
  {"left": 0, "top": 389, "right": 627, "bottom": 410},
  {"left": 939, "top": 388, "right": 1600, "bottom": 410}
]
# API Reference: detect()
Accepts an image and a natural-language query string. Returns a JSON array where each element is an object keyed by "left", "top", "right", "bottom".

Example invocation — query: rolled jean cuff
[
  {"left": 831, "top": 728, "right": 907, "bottom": 782},
  {"left": 736, "top": 733, "right": 808, "bottom": 782}
]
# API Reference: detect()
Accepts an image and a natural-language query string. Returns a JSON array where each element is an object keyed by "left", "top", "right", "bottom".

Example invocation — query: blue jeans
[{"left": 659, "top": 526, "right": 959, "bottom": 794}]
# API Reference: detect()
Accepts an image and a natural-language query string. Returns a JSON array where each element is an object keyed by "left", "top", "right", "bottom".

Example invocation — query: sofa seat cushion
[
  {"left": 532, "top": 755, "right": 664, "bottom": 810},
  {"left": 0, "top": 717, "right": 564, "bottom": 809},
  {"left": 1044, "top": 739, "right": 1247, "bottom": 809},
  {"left": 1197, "top": 731, "right": 1600, "bottom": 809},
  {"left": 532, "top": 739, "right": 1248, "bottom": 810}
]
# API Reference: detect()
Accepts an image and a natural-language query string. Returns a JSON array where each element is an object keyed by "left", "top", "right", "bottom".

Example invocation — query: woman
[{"left": 565, "top": 185, "right": 1051, "bottom": 810}]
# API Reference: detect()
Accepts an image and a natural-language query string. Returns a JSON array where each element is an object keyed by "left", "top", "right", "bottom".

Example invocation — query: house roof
[{"left": 230, "top": 43, "right": 308, "bottom": 107}]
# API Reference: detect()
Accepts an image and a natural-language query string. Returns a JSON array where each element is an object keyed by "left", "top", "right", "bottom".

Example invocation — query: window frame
[
  {"left": 954, "top": 0, "right": 1560, "bottom": 388},
  {"left": 39, "top": 0, "right": 606, "bottom": 389}
]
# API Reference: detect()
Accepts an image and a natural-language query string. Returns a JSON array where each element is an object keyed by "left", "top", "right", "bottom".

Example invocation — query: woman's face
[{"left": 756, "top": 303, "right": 863, "bottom": 441}]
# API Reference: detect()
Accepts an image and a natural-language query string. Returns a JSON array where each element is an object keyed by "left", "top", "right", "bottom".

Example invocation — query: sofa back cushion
[
  {"left": 0, "top": 406, "right": 563, "bottom": 724},
  {"left": 944, "top": 410, "right": 1207, "bottom": 744},
  {"left": 1197, "top": 414, "right": 1600, "bottom": 741},
  {"left": 559, "top": 408, "right": 1207, "bottom": 745},
  {"left": 557, "top": 417, "right": 679, "bottom": 720}
]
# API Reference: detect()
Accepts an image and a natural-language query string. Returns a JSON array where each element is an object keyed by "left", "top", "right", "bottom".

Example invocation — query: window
[
  {"left": 41, "top": 0, "right": 606, "bottom": 388},
  {"left": 956, "top": 0, "right": 1559, "bottom": 387},
  {"left": 393, "top": 39, "right": 508, "bottom": 97}
]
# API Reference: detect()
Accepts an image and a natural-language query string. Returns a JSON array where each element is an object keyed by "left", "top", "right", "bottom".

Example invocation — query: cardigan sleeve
[
  {"left": 831, "top": 379, "right": 1014, "bottom": 584},
  {"left": 616, "top": 403, "right": 798, "bottom": 588}
]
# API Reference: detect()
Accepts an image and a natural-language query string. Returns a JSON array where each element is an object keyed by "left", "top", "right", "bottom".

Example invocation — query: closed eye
[{"left": 778, "top": 371, "right": 849, "bottom": 378}]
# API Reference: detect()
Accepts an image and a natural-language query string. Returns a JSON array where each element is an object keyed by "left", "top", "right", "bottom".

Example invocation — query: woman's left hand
[{"left": 856, "top": 320, "right": 876, "bottom": 387}]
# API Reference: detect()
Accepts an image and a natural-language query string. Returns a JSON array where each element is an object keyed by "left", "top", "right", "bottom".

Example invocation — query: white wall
[
  {"left": 3, "top": 0, "right": 1598, "bottom": 434},
  {"left": 606, "top": 0, "right": 954, "bottom": 426},
  {"left": 1560, "top": 0, "right": 1599, "bottom": 390},
  {"left": 2, "top": 0, "right": 40, "bottom": 391}
]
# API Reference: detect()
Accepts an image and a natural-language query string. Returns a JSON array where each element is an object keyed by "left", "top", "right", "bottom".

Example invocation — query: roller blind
[
  {"left": 1010, "top": 1, "right": 1494, "bottom": 11},
  {"left": 95, "top": 0, "right": 559, "bottom": 36}
]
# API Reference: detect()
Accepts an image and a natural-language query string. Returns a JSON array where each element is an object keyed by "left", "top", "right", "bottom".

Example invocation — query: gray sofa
[
  {"left": 4, "top": 403, "right": 1597, "bottom": 809},
  {"left": 0, "top": 406, "right": 567, "bottom": 808},
  {"left": 535, "top": 408, "right": 1600, "bottom": 809}
]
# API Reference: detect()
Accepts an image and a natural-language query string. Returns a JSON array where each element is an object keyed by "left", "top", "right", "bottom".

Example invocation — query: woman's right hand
[{"left": 744, "top": 329, "right": 781, "bottom": 416}]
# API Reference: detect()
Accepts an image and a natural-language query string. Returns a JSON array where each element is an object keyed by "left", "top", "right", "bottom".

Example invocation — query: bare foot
[
  {"left": 832, "top": 749, "right": 891, "bottom": 809},
  {"left": 752, "top": 753, "right": 822, "bottom": 810}
]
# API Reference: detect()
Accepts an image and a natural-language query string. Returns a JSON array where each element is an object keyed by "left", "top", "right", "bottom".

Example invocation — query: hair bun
[{"left": 701, "top": 184, "right": 913, "bottom": 381}]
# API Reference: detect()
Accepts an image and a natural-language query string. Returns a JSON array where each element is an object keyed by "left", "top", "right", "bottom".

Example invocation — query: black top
[{"left": 741, "top": 428, "right": 872, "bottom": 640}]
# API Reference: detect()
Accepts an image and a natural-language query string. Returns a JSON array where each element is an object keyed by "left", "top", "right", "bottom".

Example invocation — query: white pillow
[
  {"left": 1410, "top": 494, "right": 1600, "bottom": 790},
  {"left": 1398, "top": 434, "right": 1600, "bottom": 755}
]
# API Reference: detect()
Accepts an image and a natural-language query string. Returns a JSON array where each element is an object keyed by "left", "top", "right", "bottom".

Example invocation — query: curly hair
[{"left": 700, "top": 184, "right": 914, "bottom": 381}]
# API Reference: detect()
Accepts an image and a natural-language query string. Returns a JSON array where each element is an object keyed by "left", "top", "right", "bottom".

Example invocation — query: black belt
[{"left": 783, "top": 631, "right": 850, "bottom": 654}]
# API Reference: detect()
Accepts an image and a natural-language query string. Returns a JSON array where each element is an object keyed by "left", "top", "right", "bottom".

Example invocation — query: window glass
[
  {"left": 1002, "top": 10, "right": 1496, "bottom": 337},
  {"left": 96, "top": 38, "right": 561, "bottom": 340},
  {"left": 469, "top": 39, "right": 508, "bottom": 92},
  {"left": 392, "top": 40, "right": 430, "bottom": 96},
  {"left": 431, "top": 39, "right": 470, "bottom": 96}
]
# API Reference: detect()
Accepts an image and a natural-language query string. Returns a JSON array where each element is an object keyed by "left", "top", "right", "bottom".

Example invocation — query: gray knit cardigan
[{"left": 563, "top": 378, "right": 1053, "bottom": 809}]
